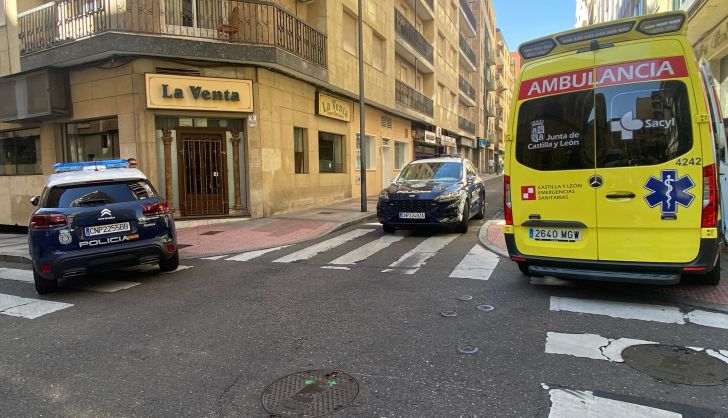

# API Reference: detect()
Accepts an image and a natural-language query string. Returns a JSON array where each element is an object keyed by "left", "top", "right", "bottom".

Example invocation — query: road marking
[
  {"left": 227, "top": 245, "right": 290, "bottom": 262},
  {"left": 449, "top": 245, "right": 499, "bottom": 280},
  {"left": 161, "top": 265, "right": 194, "bottom": 274},
  {"left": 550, "top": 297, "right": 728, "bottom": 330},
  {"left": 329, "top": 235, "right": 404, "bottom": 265},
  {"left": 382, "top": 234, "right": 458, "bottom": 275},
  {"left": 201, "top": 255, "right": 228, "bottom": 260},
  {"left": 71, "top": 279, "right": 141, "bottom": 293},
  {"left": 321, "top": 266, "right": 350, "bottom": 270},
  {"left": 0, "top": 293, "right": 73, "bottom": 319},
  {"left": 0, "top": 267, "right": 33, "bottom": 283},
  {"left": 273, "top": 230, "right": 374, "bottom": 263},
  {"left": 547, "top": 388, "right": 682, "bottom": 418}
]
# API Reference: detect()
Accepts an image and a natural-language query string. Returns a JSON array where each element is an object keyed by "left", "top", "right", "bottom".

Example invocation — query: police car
[
  {"left": 377, "top": 156, "right": 486, "bottom": 233},
  {"left": 28, "top": 160, "right": 178, "bottom": 294}
]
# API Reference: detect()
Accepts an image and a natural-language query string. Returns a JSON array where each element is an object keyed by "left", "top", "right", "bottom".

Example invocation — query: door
[
  {"left": 511, "top": 51, "right": 599, "bottom": 260},
  {"left": 178, "top": 131, "right": 228, "bottom": 216},
  {"left": 593, "top": 41, "right": 702, "bottom": 262},
  {"left": 382, "top": 143, "right": 392, "bottom": 189}
]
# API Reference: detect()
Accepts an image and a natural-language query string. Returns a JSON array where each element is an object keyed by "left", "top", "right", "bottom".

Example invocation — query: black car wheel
[
  {"left": 159, "top": 250, "right": 180, "bottom": 272},
  {"left": 33, "top": 268, "right": 59, "bottom": 294},
  {"left": 473, "top": 191, "right": 486, "bottom": 220},
  {"left": 455, "top": 200, "right": 469, "bottom": 233},
  {"left": 383, "top": 224, "right": 395, "bottom": 233},
  {"left": 517, "top": 262, "right": 530, "bottom": 276}
]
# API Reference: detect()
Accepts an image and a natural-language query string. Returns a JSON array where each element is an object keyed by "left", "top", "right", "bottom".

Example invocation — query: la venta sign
[
  {"left": 317, "top": 92, "right": 352, "bottom": 122},
  {"left": 146, "top": 74, "right": 253, "bottom": 112}
]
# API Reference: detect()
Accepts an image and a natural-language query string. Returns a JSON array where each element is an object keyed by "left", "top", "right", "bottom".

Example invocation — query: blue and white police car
[
  {"left": 377, "top": 156, "right": 486, "bottom": 233},
  {"left": 28, "top": 160, "right": 178, "bottom": 294}
]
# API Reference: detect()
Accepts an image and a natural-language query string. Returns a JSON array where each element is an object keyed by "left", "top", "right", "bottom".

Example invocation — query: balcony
[
  {"left": 485, "top": 47, "right": 496, "bottom": 66},
  {"left": 486, "top": 72, "right": 496, "bottom": 91},
  {"left": 459, "top": 0, "right": 476, "bottom": 37},
  {"left": 17, "top": 0, "right": 328, "bottom": 78},
  {"left": 395, "top": 7, "right": 434, "bottom": 72},
  {"left": 458, "top": 76, "right": 476, "bottom": 107},
  {"left": 404, "top": 0, "right": 435, "bottom": 21},
  {"left": 484, "top": 99, "right": 496, "bottom": 117},
  {"left": 395, "top": 79, "right": 434, "bottom": 118},
  {"left": 458, "top": 115, "right": 476, "bottom": 135},
  {"left": 458, "top": 35, "right": 476, "bottom": 72}
]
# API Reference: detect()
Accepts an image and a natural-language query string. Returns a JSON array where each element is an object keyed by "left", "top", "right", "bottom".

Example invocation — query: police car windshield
[
  {"left": 396, "top": 162, "right": 462, "bottom": 183},
  {"left": 44, "top": 180, "right": 157, "bottom": 208}
]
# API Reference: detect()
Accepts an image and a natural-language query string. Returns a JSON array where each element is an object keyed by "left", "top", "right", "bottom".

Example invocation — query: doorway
[{"left": 178, "top": 130, "right": 228, "bottom": 216}]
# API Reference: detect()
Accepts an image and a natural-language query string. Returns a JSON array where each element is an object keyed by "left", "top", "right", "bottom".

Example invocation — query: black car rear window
[
  {"left": 515, "top": 90, "right": 595, "bottom": 171},
  {"left": 44, "top": 180, "right": 157, "bottom": 208}
]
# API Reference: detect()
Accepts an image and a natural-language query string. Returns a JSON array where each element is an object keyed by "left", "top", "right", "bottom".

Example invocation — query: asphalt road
[{"left": 1, "top": 177, "right": 727, "bottom": 417}]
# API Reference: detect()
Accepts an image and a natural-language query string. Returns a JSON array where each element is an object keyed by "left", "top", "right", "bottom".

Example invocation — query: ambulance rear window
[{"left": 515, "top": 90, "right": 595, "bottom": 171}]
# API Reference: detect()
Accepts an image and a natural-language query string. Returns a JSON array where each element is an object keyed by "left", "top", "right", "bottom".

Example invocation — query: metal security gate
[{"left": 178, "top": 131, "right": 228, "bottom": 216}]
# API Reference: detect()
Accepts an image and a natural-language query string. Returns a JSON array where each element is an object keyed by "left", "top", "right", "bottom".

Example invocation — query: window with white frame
[
  {"left": 355, "top": 133, "right": 376, "bottom": 170},
  {"left": 394, "top": 141, "right": 409, "bottom": 169}
]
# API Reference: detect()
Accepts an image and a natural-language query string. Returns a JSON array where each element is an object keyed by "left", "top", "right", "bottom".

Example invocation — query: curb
[{"left": 478, "top": 220, "right": 508, "bottom": 258}]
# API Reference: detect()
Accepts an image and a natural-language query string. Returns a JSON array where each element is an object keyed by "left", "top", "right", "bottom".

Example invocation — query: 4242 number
[{"left": 675, "top": 157, "right": 702, "bottom": 166}]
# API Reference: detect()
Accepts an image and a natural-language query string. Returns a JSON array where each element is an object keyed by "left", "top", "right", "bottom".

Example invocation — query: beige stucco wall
[{"left": 0, "top": 0, "right": 20, "bottom": 76}]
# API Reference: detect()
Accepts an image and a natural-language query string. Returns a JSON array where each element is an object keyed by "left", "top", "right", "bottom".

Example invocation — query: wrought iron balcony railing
[
  {"left": 458, "top": 34, "right": 476, "bottom": 66},
  {"left": 395, "top": 7, "right": 433, "bottom": 64},
  {"left": 18, "top": 0, "right": 327, "bottom": 68},
  {"left": 458, "top": 115, "right": 475, "bottom": 135},
  {"left": 459, "top": 0, "right": 477, "bottom": 32},
  {"left": 459, "top": 76, "right": 476, "bottom": 101},
  {"left": 395, "top": 79, "right": 433, "bottom": 117}
]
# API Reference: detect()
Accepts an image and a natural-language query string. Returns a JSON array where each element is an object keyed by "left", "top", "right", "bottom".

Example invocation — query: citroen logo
[
  {"left": 100, "top": 208, "right": 113, "bottom": 218},
  {"left": 589, "top": 175, "right": 603, "bottom": 189}
]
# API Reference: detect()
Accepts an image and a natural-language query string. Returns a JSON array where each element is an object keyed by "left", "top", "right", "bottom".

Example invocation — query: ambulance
[{"left": 504, "top": 12, "right": 726, "bottom": 285}]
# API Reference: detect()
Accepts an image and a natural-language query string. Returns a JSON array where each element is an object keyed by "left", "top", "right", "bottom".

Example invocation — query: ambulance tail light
[
  {"left": 504, "top": 175, "right": 513, "bottom": 225},
  {"left": 701, "top": 164, "right": 718, "bottom": 228},
  {"left": 636, "top": 14, "right": 685, "bottom": 35}
]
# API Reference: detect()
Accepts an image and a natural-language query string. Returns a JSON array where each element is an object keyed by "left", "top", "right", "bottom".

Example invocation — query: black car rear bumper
[{"left": 505, "top": 233, "right": 719, "bottom": 285}]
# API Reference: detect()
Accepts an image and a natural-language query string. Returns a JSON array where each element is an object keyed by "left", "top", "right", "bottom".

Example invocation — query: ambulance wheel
[
  {"left": 159, "top": 251, "right": 180, "bottom": 272},
  {"left": 517, "top": 262, "right": 530, "bottom": 276},
  {"left": 383, "top": 224, "right": 395, "bottom": 233},
  {"left": 473, "top": 192, "right": 486, "bottom": 220},
  {"left": 688, "top": 257, "right": 721, "bottom": 285},
  {"left": 455, "top": 202, "right": 469, "bottom": 233},
  {"left": 33, "top": 268, "right": 59, "bottom": 294}
]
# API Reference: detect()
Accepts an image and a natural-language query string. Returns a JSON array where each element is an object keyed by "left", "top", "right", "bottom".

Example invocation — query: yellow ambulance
[{"left": 504, "top": 12, "right": 726, "bottom": 285}]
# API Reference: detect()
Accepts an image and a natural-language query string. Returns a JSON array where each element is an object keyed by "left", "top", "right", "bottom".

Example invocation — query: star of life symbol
[
  {"left": 644, "top": 169, "right": 695, "bottom": 215},
  {"left": 611, "top": 111, "right": 643, "bottom": 140}
]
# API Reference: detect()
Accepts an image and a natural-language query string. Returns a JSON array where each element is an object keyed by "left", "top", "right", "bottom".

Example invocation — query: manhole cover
[
  {"left": 457, "top": 295, "right": 473, "bottom": 301},
  {"left": 622, "top": 344, "right": 728, "bottom": 386},
  {"left": 476, "top": 304, "right": 494, "bottom": 312},
  {"left": 440, "top": 311, "right": 457, "bottom": 317},
  {"left": 200, "top": 230, "right": 224, "bottom": 236},
  {"left": 261, "top": 370, "right": 358, "bottom": 417},
  {"left": 458, "top": 345, "right": 479, "bottom": 354}
]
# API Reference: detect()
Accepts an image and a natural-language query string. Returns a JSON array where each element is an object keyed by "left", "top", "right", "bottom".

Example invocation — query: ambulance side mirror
[{"left": 30, "top": 196, "right": 40, "bottom": 206}]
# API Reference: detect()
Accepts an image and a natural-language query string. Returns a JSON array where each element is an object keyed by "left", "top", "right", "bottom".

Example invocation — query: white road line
[
  {"left": 0, "top": 267, "right": 33, "bottom": 283},
  {"left": 547, "top": 388, "right": 681, "bottom": 418},
  {"left": 382, "top": 234, "right": 459, "bottom": 275},
  {"left": 321, "top": 266, "right": 350, "bottom": 270},
  {"left": 227, "top": 245, "right": 290, "bottom": 262},
  {"left": 329, "top": 235, "right": 404, "bottom": 265},
  {"left": 550, "top": 297, "right": 728, "bottom": 330},
  {"left": 201, "top": 255, "right": 228, "bottom": 260},
  {"left": 273, "top": 230, "right": 374, "bottom": 263},
  {"left": 71, "top": 280, "right": 141, "bottom": 293},
  {"left": 0, "top": 293, "right": 73, "bottom": 319},
  {"left": 449, "top": 245, "right": 499, "bottom": 280}
]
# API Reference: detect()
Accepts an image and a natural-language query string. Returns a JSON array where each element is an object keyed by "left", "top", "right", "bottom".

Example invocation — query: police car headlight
[
  {"left": 379, "top": 190, "right": 390, "bottom": 200},
  {"left": 436, "top": 191, "right": 461, "bottom": 202}
]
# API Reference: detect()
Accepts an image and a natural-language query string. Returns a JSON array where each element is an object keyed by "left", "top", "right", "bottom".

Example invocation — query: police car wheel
[
  {"left": 383, "top": 224, "right": 395, "bottom": 233},
  {"left": 33, "top": 268, "right": 58, "bottom": 294},
  {"left": 159, "top": 251, "right": 180, "bottom": 272},
  {"left": 473, "top": 192, "right": 485, "bottom": 220},
  {"left": 455, "top": 202, "right": 469, "bottom": 233}
]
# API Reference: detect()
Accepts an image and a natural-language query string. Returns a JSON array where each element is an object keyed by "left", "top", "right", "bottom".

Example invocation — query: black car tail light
[
  {"left": 30, "top": 214, "right": 67, "bottom": 229},
  {"left": 143, "top": 200, "right": 171, "bottom": 215}
]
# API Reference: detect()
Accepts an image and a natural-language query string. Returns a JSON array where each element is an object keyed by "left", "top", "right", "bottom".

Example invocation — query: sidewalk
[{"left": 480, "top": 220, "right": 728, "bottom": 309}]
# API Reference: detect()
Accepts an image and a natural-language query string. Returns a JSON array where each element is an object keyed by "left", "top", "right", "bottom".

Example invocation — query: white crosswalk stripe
[
  {"left": 227, "top": 245, "right": 290, "bottom": 262},
  {"left": 273, "top": 229, "right": 374, "bottom": 263},
  {"left": 0, "top": 267, "right": 32, "bottom": 283},
  {"left": 547, "top": 388, "right": 682, "bottom": 418},
  {"left": 449, "top": 244, "right": 499, "bottom": 280},
  {"left": 0, "top": 293, "right": 73, "bottom": 319},
  {"left": 382, "top": 234, "right": 459, "bottom": 275},
  {"left": 328, "top": 235, "right": 405, "bottom": 265}
]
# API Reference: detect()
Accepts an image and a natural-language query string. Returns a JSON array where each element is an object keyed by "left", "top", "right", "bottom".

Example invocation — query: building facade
[
  {"left": 494, "top": 29, "right": 514, "bottom": 173},
  {"left": 0, "top": 0, "right": 508, "bottom": 225}
]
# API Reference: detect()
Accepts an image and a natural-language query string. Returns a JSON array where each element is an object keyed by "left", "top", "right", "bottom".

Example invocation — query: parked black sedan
[{"left": 377, "top": 156, "right": 486, "bottom": 233}]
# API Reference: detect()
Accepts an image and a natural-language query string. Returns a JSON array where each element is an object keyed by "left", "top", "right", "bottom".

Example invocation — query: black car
[{"left": 377, "top": 156, "right": 486, "bottom": 233}]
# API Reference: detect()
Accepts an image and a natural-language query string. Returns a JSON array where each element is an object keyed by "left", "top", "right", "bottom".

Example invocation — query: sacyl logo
[
  {"left": 610, "top": 111, "right": 676, "bottom": 140},
  {"left": 100, "top": 209, "right": 113, "bottom": 218}
]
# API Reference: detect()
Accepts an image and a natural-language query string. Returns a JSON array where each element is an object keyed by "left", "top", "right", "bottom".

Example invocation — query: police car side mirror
[
  {"left": 30, "top": 196, "right": 40, "bottom": 207},
  {"left": 467, "top": 175, "right": 476, "bottom": 184}
]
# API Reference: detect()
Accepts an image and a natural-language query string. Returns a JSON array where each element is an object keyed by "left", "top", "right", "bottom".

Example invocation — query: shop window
[
  {"left": 0, "top": 128, "right": 41, "bottom": 175},
  {"left": 394, "top": 141, "right": 409, "bottom": 169},
  {"left": 63, "top": 118, "right": 120, "bottom": 162},
  {"left": 355, "top": 133, "right": 376, "bottom": 170},
  {"left": 343, "top": 10, "right": 358, "bottom": 56},
  {"left": 294, "top": 127, "right": 308, "bottom": 174},
  {"left": 319, "top": 132, "right": 344, "bottom": 173}
]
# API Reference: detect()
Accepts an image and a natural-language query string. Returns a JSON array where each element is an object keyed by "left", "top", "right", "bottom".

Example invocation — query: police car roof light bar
[{"left": 53, "top": 159, "right": 129, "bottom": 173}]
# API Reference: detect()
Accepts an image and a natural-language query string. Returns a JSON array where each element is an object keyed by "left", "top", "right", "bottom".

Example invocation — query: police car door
[{"left": 594, "top": 42, "right": 703, "bottom": 263}]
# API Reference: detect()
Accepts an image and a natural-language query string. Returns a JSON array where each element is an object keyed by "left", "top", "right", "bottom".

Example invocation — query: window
[
  {"left": 294, "top": 127, "right": 308, "bottom": 174},
  {"left": 355, "top": 133, "right": 376, "bottom": 170},
  {"left": 372, "top": 32, "right": 385, "bottom": 71},
  {"left": 438, "top": 33, "right": 446, "bottom": 58},
  {"left": 343, "top": 10, "right": 358, "bottom": 56},
  {"left": 0, "top": 128, "right": 41, "bottom": 175},
  {"left": 394, "top": 141, "right": 409, "bottom": 169},
  {"left": 399, "top": 64, "right": 409, "bottom": 84},
  {"left": 397, "top": 161, "right": 462, "bottom": 182},
  {"left": 0, "top": 0, "right": 5, "bottom": 26},
  {"left": 438, "top": 84, "right": 446, "bottom": 106},
  {"left": 319, "top": 132, "right": 344, "bottom": 173},
  {"left": 516, "top": 90, "right": 594, "bottom": 171},
  {"left": 595, "top": 81, "right": 692, "bottom": 168},
  {"left": 63, "top": 118, "right": 120, "bottom": 162},
  {"left": 45, "top": 180, "right": 157, "bottom": 208}
]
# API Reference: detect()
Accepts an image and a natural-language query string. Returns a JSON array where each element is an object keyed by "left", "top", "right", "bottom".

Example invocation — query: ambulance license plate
[
  {"left": 529, "top": 228, "right": 582, "bottom": 242},
  {"left": 399, "top": 212, "right": 425, "bottom": 219}
]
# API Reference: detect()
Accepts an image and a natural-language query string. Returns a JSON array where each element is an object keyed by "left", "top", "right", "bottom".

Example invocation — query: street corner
[{"left": 479, "top": 219, "right": 508, "bottom": 258}]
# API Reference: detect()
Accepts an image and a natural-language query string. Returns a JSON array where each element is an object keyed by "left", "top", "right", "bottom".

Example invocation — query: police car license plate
[
  {"left": 399, "top": 212, "right": 425, "bottom": 219},
  {"left": 85, "top": 222, "right": 131, "bottom": 237},
  {"left": 529, "top": 228, "right": 582, "bottom": 242}
]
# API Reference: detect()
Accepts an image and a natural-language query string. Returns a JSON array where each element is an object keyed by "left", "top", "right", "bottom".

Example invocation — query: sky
[{"left": 492, "top": 0, "right": 576, "bottom": 51}]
